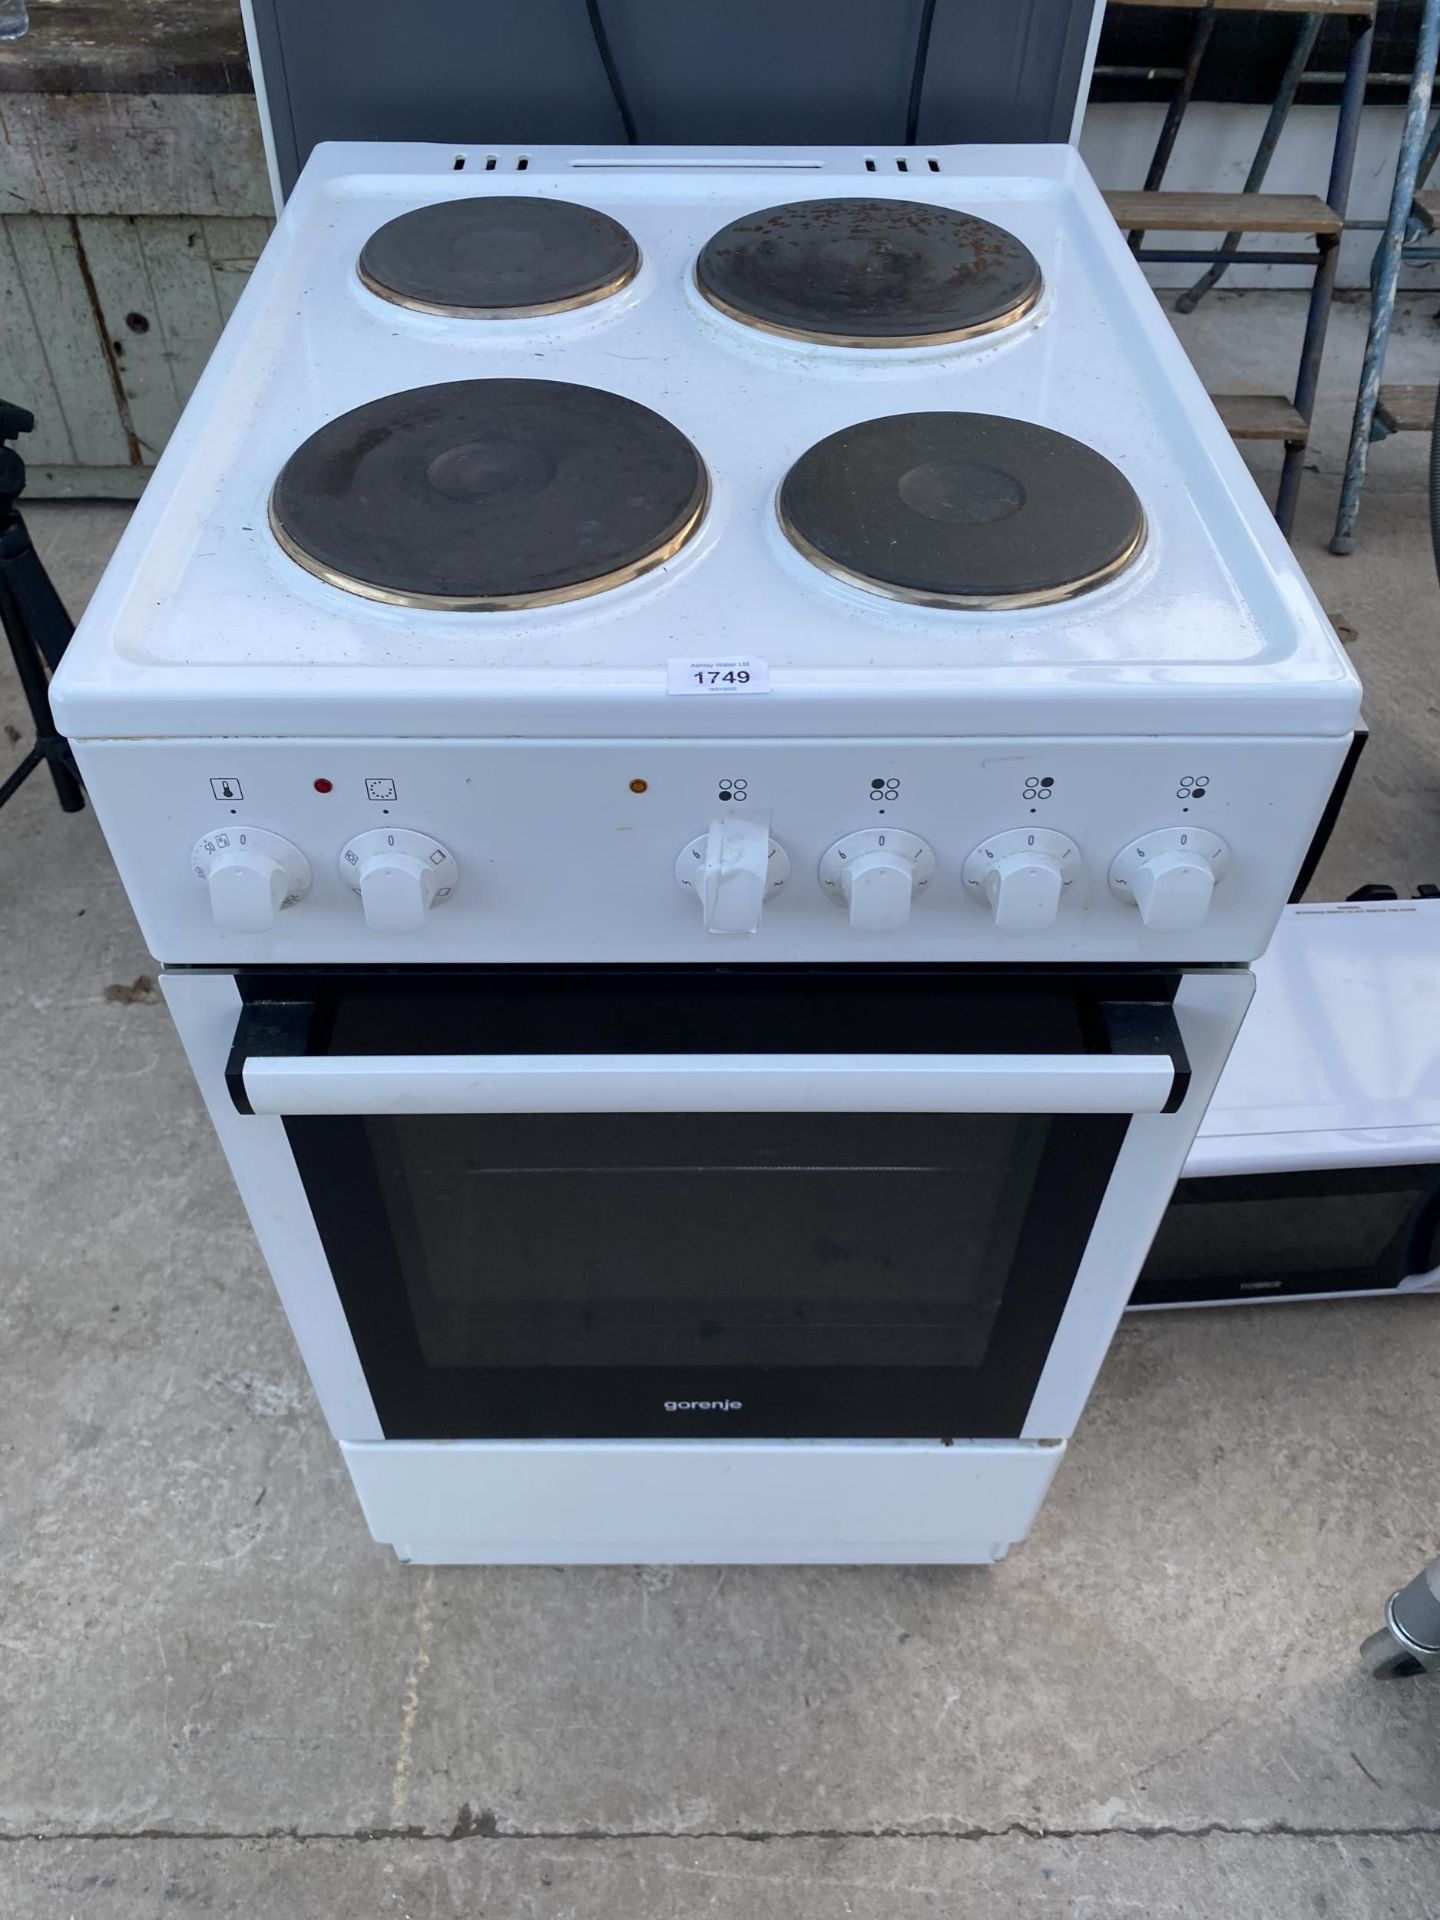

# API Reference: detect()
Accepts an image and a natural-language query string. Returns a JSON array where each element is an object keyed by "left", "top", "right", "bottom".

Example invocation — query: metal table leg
[
  {"left": 1361, "top": 1553, "right": 1440, "bottom": 1678},
  {"left": 1176, "top": 14, "right": 1323, "bottom": 315},
  {"left": 1330, "top": 0, "right": 1440, "bottom": 555}
]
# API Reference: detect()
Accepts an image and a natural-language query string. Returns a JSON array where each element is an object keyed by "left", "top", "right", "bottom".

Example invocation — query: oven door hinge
[
  {"left": 226, "top": 998, "right": 316, "bottom": 1114},
  {"left": 1097, "top": 1000, "right": 1191, "bottom": 1115}
]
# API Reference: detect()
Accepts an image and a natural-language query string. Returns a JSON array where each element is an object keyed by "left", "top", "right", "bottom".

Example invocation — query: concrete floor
[{"left": 2, "top": 291, "right": 1439, "bottom": 1917}]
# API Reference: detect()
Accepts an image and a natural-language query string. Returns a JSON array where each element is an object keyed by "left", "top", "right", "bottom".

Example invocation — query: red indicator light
[{"left": 313, "top": 778, "right": 333, "bottom": 793}]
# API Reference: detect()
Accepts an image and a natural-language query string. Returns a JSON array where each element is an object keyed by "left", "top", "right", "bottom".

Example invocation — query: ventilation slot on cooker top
[
  {"left": 863, "top": 156, "right": 942, "bottom": 172},
  {"left": 569, "top": 156, "right": 825, "bottom": 171},
  {"left": 447, "top": 153, "right": 521, "bottom": 173}
]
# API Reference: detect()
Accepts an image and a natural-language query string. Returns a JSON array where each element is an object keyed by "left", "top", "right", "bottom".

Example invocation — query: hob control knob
[
  {"left": 339, "top": 829, "right": 459, "bottom": 934},
  {"left": 675, "top": 813, "right": 790, "bottom": 935},
  {"left": 1109, "top": 828, "right": 1229, "bottom": 934},
  {"left": 819, "top": 829, "right": 935, "bottom": 933},
  {"left": 192, "top": 826, "right": 311, "bottom": 935},
  {"left": 963, "top": 828, "right": 1081, "bottom": 933}
]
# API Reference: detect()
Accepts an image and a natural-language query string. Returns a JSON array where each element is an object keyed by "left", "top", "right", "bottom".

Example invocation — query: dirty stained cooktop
[{"left": 694, "top": 197, "right": 1043, "bottom": 345}]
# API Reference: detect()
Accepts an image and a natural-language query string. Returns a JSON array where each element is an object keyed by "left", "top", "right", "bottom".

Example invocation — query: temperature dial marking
[
  {"left": 1109, "top": 828, "right": 1229, "bottom": 934},
  {"left": 191, "top": 826, "right": 311, "bottom": 935},
  {"left": 339, "top": 828, "right": 459, "bottom": 934},
  {"left": 675, "top": 823, "right": 789, "bottom": 935},
  {"left": 819, "top": 829, "right": 935, "bottom": 934},
  {"left": 962, "top": 828, "right": 1081, "bottom": 933}
]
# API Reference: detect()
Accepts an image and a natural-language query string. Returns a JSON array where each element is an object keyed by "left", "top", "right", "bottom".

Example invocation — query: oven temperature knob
[
  {"left": 191, "top": 827, "right": 311, "bottom": 934},
  {"left": 675, "top": 815, "right": 790, "bottom": 935},
  {"left": 962, "top": 828, "right": 1081, "bottom": 933},
  {"left": 339, "top": 829, "right": 459, "bottom": 934},
  {"left": 1109, "top": 828, "right": 1229, "bottom": 933},
  {"left": 819, "top": 829, "right": 935, "bottom": 933}
]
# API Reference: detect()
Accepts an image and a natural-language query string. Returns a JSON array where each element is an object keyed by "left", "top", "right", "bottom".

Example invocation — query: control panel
[{"left": 79, "top": 735, "right": 1350, "bottom": 966}]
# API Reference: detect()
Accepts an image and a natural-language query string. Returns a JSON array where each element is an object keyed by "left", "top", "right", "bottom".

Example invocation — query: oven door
[{"left": 223, "top": 967, "right": 1191, "bottom": 1442}]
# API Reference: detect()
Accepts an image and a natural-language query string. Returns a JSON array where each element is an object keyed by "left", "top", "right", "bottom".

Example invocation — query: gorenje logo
[{"left": 664, "top": 1398, "right": 743, "bottom": 1412}]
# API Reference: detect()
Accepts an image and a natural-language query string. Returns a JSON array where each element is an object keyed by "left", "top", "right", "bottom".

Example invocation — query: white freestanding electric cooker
[{"left": 52, "top": 141, "right": 1360, "bottom": 1564}]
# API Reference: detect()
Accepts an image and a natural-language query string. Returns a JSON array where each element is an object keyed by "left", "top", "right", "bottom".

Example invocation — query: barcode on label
[{"left": 667, "top": 656, "right": 771, "bottom": 696}]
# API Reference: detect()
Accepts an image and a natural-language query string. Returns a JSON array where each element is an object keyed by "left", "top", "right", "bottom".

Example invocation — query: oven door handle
[
  {"left": 231, "top": 1041, "right": 1186, "bottom": 1120},
  {"left": 228, "top": 996, "right": 1189, "bottom": 1117}
]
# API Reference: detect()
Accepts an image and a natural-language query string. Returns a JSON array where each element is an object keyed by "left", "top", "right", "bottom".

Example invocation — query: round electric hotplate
[
  {"left": 270, "top": 379, "right": 709, "bottom": 610},
  {"left": 358, "top": 196, "right": 640, "bottom": 317},
  {"left": 695, "top": 198, "right": 1042, "bottom": 346},
  {"left": 779, "top": 412, "right": 1145, "bottom": 608}
]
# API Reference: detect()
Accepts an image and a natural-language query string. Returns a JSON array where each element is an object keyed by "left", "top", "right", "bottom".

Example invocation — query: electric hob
[{"left": 50, "top": 143, "right": 1361, "bottom": 1564}]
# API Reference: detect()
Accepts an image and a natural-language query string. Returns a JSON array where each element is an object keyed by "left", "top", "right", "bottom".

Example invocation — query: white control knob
[
  {"left": 1109, "top": 828, "right": 1229, "bottom": 934},
  {"left": 819, "top": 829, "right": 935, "bottom": 934},
  {"left": 963, "top": 828, "right": 1081, "bottom": 933},
  {"left": 339, "top": 829, "right": 459, "bottom": 934},
  {"left": 191, "top": 826, "right": 311, "bottom": 935},
  {"left": 675, "top": 813, "right": 789, "bottom": 935}
]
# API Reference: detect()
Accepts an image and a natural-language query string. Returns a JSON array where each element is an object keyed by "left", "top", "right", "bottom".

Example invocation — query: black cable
[
  {"left": 905, "top": 0, "right": 939, "bottom": 147},
  {"left": 585, "top": 0, "right": 639, "bottom": 144}
]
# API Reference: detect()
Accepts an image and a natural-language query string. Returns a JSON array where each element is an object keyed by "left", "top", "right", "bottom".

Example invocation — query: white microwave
[{"left": 1134, "top": 900, "right": 1440, "bottom": 1309}]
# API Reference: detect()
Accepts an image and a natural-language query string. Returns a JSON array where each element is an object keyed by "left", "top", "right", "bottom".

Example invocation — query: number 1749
[{"left": 693, "top": 668, "right": 751, "bottom": 687}]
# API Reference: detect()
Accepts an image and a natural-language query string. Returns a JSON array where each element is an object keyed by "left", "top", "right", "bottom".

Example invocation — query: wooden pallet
[
  {"left": 1375, "top": 385, "right": 1438, "bottom": 433},
  {"left": 1210, "top": 393, "right": 1310, "bottom": 441},
  {"left": 1103, "top": 190, "right": 1343, "bottom": 235}
]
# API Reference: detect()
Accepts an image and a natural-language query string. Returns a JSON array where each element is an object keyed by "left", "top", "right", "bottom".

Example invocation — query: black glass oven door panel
[
  {"left": 261, "top": 967, "right": 1168, "bottom": 1441},
  {"left": 1132, "top": 1164, "right": 1440, "bottom": 1306},
  {"left": 287, "top": 1105, "right": 1125, "bottom": 1438}
]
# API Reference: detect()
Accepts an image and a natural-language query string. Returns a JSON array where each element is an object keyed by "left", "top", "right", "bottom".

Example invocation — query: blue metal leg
[
  {"left": 1331, "top": 0, "right": 1440, "bottom": 555},
  {"left": 1418, "top": 111, "right": 1440, "bottom": 194},
  {"left": 1127, "top": 1, "right": 1218, "bottom": 252},
  {"left": 1176, "top": 14, "right": 1322, "bottom": 315},
  {"left": 1276, "top": 247, "right": 1337, "bottom": 534},
  {"left": 1274, "top": 9, "right": 1375, "bottom": 534}
]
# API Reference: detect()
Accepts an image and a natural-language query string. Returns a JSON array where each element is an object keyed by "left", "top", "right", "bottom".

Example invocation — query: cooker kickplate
[
  {"left": 358, "top": 195, "right": 640, "bottom": 317},
  {"left": 695, "top": 197, "right": 1042, "bottom": 345},
  {"left": 779, "top": 411, "right": 1146, "bottom": 608},
  {"left": 269, "top": 378, "right": 709, "bottom": 610}
]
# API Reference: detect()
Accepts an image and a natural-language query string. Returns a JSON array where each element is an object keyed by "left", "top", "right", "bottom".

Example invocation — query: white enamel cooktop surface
[{"left": 54, "top": 141, "right": 1359, "bottom": 741}]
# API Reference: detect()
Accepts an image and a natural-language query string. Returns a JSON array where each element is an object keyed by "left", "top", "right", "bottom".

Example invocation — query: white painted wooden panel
[
  {"left": 127, "top": 219, "right": 231, "bottom": 425},
  {"left": 0, "top": 94, "right": 270, "bottom": 219},
  {"left": 0, "top": 220, "right": 75, "bottom": 465},
  {"left": 1, "top": 216, "right": 131, "bottom": 468},
  {"left": 206, "top": 217, "right": 273, "bottom": 321},
  {"left": 78, "top": 217, "right": 209, "bottom": 463},
  {"left": 0, "top": 212, "right": 271, "bottom": 496}
]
